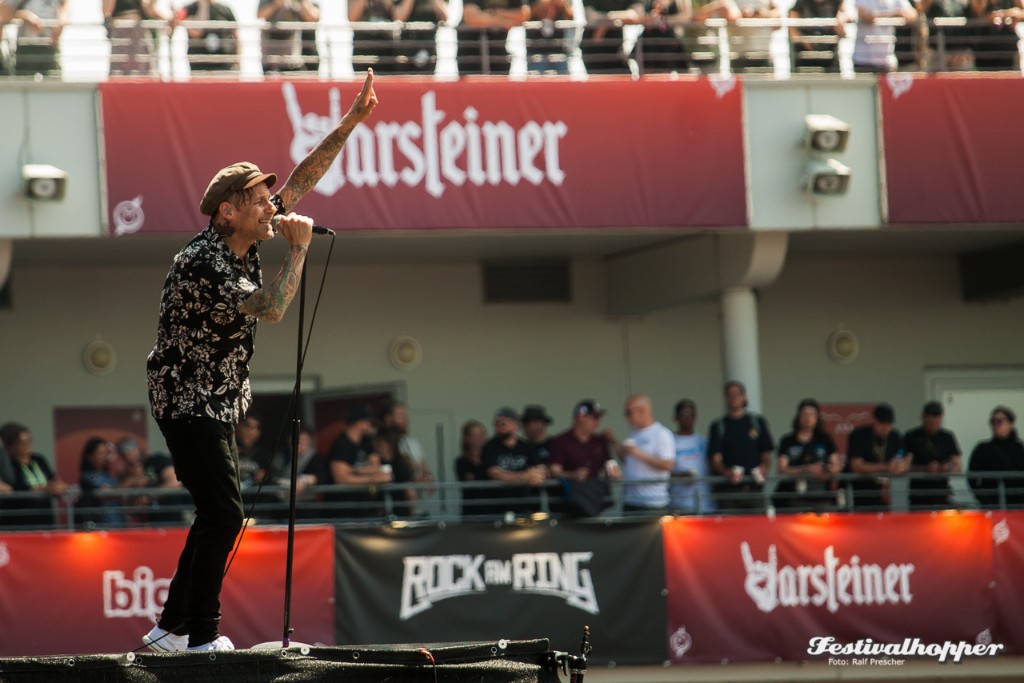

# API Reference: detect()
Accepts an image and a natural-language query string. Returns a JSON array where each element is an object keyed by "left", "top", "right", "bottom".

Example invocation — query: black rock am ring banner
[{"left": 334, "top": 520, "right": 666, "bottom": 664}]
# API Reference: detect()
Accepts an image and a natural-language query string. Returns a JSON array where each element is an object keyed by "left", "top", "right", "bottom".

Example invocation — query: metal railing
[
  {"left": 1, "top": 471, "right": 1021, "bottom": 532},
  {"left": 1, "top": 16, "right": 1021, "bottom": 81}
]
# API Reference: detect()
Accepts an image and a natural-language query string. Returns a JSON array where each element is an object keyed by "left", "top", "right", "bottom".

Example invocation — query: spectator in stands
[
  {"left": 179, "top": 0, "right": 238, "bottom": 72},
  {"left": 788, "top": 0, "right": 850, "bottom": 72},
  {"left": 258, "top": 0, "right": 320, "bottom": 74},
  {"left": 327, "top": 403, "right": 393, "bottom": 517},
  {"left": 521, "top": 405, "right": 555, "bottom": 467},
  {"left": 638, "top": 0, "right": 692, "bottom": 73},
  {"left": 380, "top": 399, "right": 434, "bottom": 488},
  {"left": 968, "top": 406, "right": 1024, "bottom": 508},
  {"left": 686, "top": 0, "right": 739, "bottom": 71},
  {"left": 104, "top": 0, "right": 176, "bottom": 76},
  {"left": 143, "top": 449, "right": 188, "bottom": 525},
  {"left": 0, "top": 422, "right": 66, "bottom": 528},
  {"left": 916, "top": 0, "right": 972, "bottom": 70},
  {"left": 373, "top": 426, "right": 417, "bottom": 517},
  {"left": 482, "top": 407, "right": 547, "bottom": 516},
  {"left": 350, "top": 0, "right": 446, "bottom": 73},
  {"left": 0, "top": 436, "right": 15, "bottom": 491},
  {"left": 460, "top": 0, "right": 531, "bottom": 74},
  {"left": 348, "top": 0, "right": 401, "bottom": 72},
  {"left": 773, "top": 398, "right": 839, "bottom": 512},
  {"left": 707, "top": 381, "right": 773, "bottom": 512},
  {"left": 525, "top": 0, "right": 575, "bottom": 74},
  {"left": 580, "top": 0, "right": 643, "bottom": 74},
  {"left": 455, "top": 419, "right": 489, "bottom": 517},
  {"left": 903, "top": 400, "right": 962, "bottom": 510},
  {"left": 287, "top": 425, "right": 329, "bottom": 519},
  {"left": 78, "top": 437, "right": 125, "bottom": 528},
  {"left": 397, "top": 0, "right": 448, "bottom": 73},
  {"left": 9, "top": 0, "right": 68, "bottom": 77},
  {"left": 845, "top": 403, "right": 907, "bottom": 510},
  {"left": 235, "top": 414, "right": 275, "bottom": 488},
  {"left": 670, "top": 399, "right": 715, "bottom": 514},
  {"left": 115, "top": 437, "right": 153, "bottom": 524},
  {"left": 549, "top": 400, "right": 619, "bottom": 517},
  {"left": 621, "top": 393, "right": 675, "bottom": 513},
  {"left": 965, "top": 0, "right": 1022, "bottom": 70},
  {"left": 851, "top": 0, "right": 917, "bottom": 72}
]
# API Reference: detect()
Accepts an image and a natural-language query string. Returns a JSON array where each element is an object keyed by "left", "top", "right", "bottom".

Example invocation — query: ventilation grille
[{"left": 482, "top": 260, "right": 571, "bottom": 304}]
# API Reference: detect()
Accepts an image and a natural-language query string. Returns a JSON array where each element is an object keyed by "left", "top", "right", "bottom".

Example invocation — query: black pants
[{"left": 156, "top": 417, "right": 244, "bottom": 646}]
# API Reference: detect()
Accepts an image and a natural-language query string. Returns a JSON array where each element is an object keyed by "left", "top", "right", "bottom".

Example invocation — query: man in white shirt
[
  {"left": 851, "top": 0, "right": 916, "bottom": 71},
  {"left": 621, "top": 393, "right": 676, "bottom": 513}
]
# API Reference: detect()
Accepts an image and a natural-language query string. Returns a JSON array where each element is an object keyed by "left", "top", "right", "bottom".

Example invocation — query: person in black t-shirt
[
  {"left": 707, "top": 381, "right": 774, "bottom": 512},
  {"left": 845, "top": 403, "right": 908, "bottom": 511},
  {"left": 482, "top": 407, "right": 547, "bottom": 516},
  {"left": 328, "top": 404, "right": 393, "bottom": 518},
  {"left": 903, "top": 401, "right": 962, "bottom": 510},
  {"left": 774, "top": 399, "right": 839, "bottom": 511}
]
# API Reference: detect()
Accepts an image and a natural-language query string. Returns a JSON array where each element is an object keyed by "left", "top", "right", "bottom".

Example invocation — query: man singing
[{"left": 142, "top": 71, "right": 377, "bottom": 652}]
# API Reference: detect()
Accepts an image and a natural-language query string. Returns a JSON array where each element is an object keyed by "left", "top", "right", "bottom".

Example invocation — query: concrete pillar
[{"left": 720, "top": 286, "right": 763, "bottom": 413}]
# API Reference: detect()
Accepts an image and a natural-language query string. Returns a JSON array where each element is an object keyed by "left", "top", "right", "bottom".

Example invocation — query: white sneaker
[
  {"left": 187, "top": 635, "right": 235, "bottom": 652},
  {"left": 142, "top": 625, "right": 189, "bottom": 653}
]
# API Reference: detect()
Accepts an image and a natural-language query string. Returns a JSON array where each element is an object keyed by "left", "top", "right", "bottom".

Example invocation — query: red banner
[
  {"left": 100, "top": 79, "right": 747, "bottom": 234},
  {"left": 881, "top": 75, "right": 1024, "bottom": 224},
  {"left": 991, "top": 511, "right": 1024, "bottom": 654},
  {"left": 664, "top": 513, "right": 995, "bottom": 663},
  {"left": 0, "top": 526, "right": 335, "bottom": 656}
]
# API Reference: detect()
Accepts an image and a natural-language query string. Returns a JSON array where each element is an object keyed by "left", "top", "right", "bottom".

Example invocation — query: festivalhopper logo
[{"left": 808, "top": 636, "right": 1004, "bottom": 665}]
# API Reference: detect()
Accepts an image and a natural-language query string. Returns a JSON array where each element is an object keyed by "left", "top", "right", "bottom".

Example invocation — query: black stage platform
[{"left": 0, "top": 639, "right": 567, "bottom": 683}]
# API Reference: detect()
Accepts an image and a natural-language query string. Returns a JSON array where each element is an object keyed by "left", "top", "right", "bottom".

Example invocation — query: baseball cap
[
  {"left": 199, "top": 162, "right": 277, "bottom": 216},
  {"left": 574, "top": 400, "right": 605, "bottom": 418},
  {"left": 521, "top": 405, "right": 553, "bottom": 424},
  {"left": 494, "top": 407, "right": 520, "bottom": 422},
  {"left": 923, "top": 401, "right": 944, "bottom": 416}
]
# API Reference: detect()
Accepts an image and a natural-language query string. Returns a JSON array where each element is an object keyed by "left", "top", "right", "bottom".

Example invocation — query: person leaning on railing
[
  {"left": 789, "top": 0, "right": 851, "bottom": 73},
  {"left": 7, "top": 0, "right": 67, "bottom": 77},
  {"left": 968, "top": 406, "right": 1024, "bottom": 509},
  {"left": 103, "top": 0, "right": 177, "bottom": 76},
  {"left": 178, "top": 0, "right": 239, "bottom": 73},
  {"left": 0, "top": 422, "right": 67, "bottom": 529},
  {"left": 258, "top": 0, "right": 320, "bottom": 74},
  {"left": 965, "top": 0, "right": 1022, "bottom": 70}
]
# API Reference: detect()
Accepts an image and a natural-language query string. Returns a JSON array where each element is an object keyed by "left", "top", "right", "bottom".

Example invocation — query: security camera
[
  {"left": 804, "top": 114, "right": 850, "bottom": 154},
  {"left": 22, "top": 164, "right": 68, "bottom": 201},
  {"left": 805, "top": 158, "right": 851, "bottom": 196}
]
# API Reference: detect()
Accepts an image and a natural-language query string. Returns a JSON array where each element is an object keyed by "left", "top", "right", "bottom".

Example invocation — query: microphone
[{"left": 270, "top": 214, "right": 336, "bottom": 236}]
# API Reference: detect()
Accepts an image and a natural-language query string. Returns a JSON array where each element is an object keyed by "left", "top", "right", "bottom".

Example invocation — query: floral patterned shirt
[{"left": 147, "top": 225, "right": 262, "bottom": 423}]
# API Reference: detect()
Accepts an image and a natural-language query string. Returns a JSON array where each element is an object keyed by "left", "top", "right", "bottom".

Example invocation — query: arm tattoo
[
  {"left": 241, "top": 245, "right": 308, "bottom": 322},
  {"left": 279, "top": 121, "right": 357, "bottom": 212}
]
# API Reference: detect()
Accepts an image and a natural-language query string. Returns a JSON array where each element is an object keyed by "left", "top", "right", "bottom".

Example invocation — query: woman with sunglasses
[{"left": 968, "top": 406, "right": 1024, "bottom": 509}]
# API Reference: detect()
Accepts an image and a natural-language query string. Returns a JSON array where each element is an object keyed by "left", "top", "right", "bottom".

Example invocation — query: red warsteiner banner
[
  {"left": 664, "top": 512, "right": 1003, "bottom": 663},
  {"left": 99, "top": 79, "right": 747, "bottom": 234},
  {"left": 881, "top": 75, "right": 1024, "bottom": 224},
  {"left": 0, "top": 526, "right": 335, "bottom": 656}
]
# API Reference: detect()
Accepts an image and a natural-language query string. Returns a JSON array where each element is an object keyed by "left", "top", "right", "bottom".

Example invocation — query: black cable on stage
[{"left": 133, "top": 232, "right": 337, "bottom": 654}]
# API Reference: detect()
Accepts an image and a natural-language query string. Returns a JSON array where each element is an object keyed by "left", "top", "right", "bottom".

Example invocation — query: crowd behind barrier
[
  {"left": 0, "top": 13, "right": 1021, "bottom": 79},
  {"left": 1, "top": 472, "right": 1023, "bottom": 532},
  {"left": 2, "top": 393, "right": 1024, "bottom": 532}
]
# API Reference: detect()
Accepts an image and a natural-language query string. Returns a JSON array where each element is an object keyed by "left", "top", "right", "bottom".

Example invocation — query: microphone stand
[{"left": 281, "top": 265, "right": 307, "bottom": 647}]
